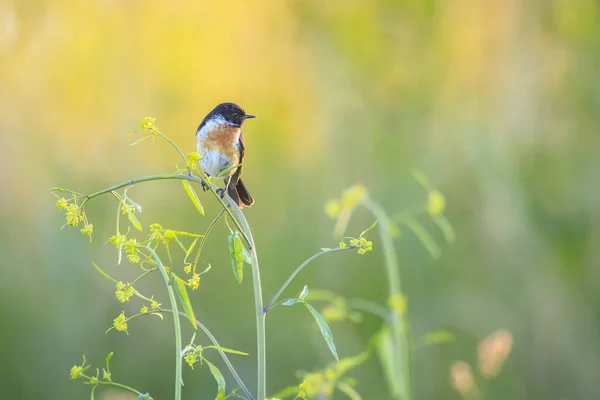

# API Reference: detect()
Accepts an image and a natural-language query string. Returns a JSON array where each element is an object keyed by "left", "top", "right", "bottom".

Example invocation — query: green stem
[
  {"left": 226, "top": 199, "right": 266, "bottom": 400},
  {"left": 145, "top": 246, "right": 183, "bottom": 400},
  {"left": 264, "top": 247, "right": 355, "bottom": 313},
  {"left": 362, "top": 197, "right": 412, "bottom": 400},
  {"left": 72, "top": 173, "right": 251, "bottom": 247},
  {"left": 162, "top": 309, "right": 255, "bottom": 400},
  {"left": 81, "top": 375, "right": 151, "bottom": 399},
  {"left": 154, "top": 129, "right": 189, "bottom": 173}
]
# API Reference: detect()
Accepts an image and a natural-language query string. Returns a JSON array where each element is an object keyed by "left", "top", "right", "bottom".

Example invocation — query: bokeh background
[{"left": 1, "top": 0, "right": 599, "bottom": 399}]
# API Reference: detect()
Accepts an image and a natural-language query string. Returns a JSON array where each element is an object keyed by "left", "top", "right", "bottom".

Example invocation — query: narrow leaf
[
  {"left": 299, "top": 285, "right": 309, "bottom": 301},
  {"left": 302, "top": 302, "right": 339, "bottom": 361},
  {"left": 204, "top": 359, "right": 226, "bottom": 400},
  {"left": 92, "top": 262, "right": 117, "bottom": 283},
  {"left": 359, "top": 219, "right": 378, "bottom": 238},
  {"left": 228, "top": 233, "right": 244, "bottom": 284},
  {"left": 281, "top": 298, "right": 299, "bottom": 306},
  {"left": 216, "top": 163, "right": 242, "bottom": 178},
  {"left": 337, "top": 382, "right": 362, "bottom": 400},
  {"left": 420, "top": 330, "right": 455, "bottom": 346},
  {"left": 404, "top": 216, "right": 441, "bottom": 259},
  {"left": 174, "top": 275, "right": 197, "bottom": 329},
  {"left": 433, "top": 215, "right": 456, "bottom": 243},
  {"left": 105, "top": 352, "right": 113, "bottom": 373},
  {"left": 182, "top": 180, "right": 205, "bottom": 215},
  {"left": 123, "top": 205, "right": 142, "bottom": 232},
  {"left": 204, "top": 346, "right": 249, "bottom": 356},
  {"left": 375, "top": 327, "right": 402, "bottom": 399}
]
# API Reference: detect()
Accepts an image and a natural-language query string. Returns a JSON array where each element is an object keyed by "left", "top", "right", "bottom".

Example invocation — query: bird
[{"left": 196, "top": 102, "right": 255, "bottom": 208}]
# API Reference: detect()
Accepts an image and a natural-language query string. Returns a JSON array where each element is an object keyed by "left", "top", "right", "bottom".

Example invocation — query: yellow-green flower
[
  {"left": 140, "top": 116, "right": 156, "bottom": 131},
  {"left": 388, "top": 294, "right": 407, "bottom": 315},
  {"left": 427, "top": 190, "right": 446, "bottom": 216},
  {"left": 184, "top": 352, "right": 198, "bottom": 369},
  {"left": 113, "top": 312, "right": 128, "bottom": 333},
  {"left": 115, "top": 282, "right": 134, "bottom": 303},
  {"left": 56, "top": 198, "right": 68, "bottom": 210},
  {"left": 188, "top": 273, "right": 200, "bottom": 290},
  {"left": 341, "top": 184, "right": 367, "bottom": 209},
  {"left": 150, "top": 300, "right": 160, "bottom": 310},
  {"left": 65, "top": 204, "right": 81, "bottom": 227},
  {"left": 140, "top": 305, "right": 148, "bottom": 313},
  {"left": 70, "top": 365, "right": 84, "bottom": 380},
  {"left": 324, "top": 199, "right": 342, "bottom": 219}
]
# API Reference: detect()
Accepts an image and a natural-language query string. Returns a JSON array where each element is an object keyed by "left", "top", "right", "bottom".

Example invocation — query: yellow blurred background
[{"left": 1, "top": 0, "right": 599, "bottom": 398}]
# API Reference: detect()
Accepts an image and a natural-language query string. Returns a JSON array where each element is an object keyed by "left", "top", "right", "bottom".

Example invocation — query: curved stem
[
  {"left": 73, "top": 173, "right": 251, "bottom": 247},
  {"left": 145, "top": 246, "right": 183, "bottom": 400},
  {"left": 162, "top": 309, "right": 255, "bottom": 400},
  {"left": 226, "top": 199, "right": 266, "bottom": 400},
  {"left": 264, "top": 247, "right": 354, "bottom": 313},
  {"left": 362, "top": 197, "right": 411, "bottom": 400}
]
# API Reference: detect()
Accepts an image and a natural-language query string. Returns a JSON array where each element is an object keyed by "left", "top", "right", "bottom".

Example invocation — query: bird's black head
[{"left": 210, "top": 102, "right": 255, "bottom": 127}]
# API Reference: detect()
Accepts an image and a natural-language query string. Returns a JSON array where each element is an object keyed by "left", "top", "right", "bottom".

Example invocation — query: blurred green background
[{"left": 1, "top": 0, "right": 599, "bottom": 399}]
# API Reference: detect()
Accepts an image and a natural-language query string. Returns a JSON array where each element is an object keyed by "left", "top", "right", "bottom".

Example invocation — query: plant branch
[
  {"left": 55, "top": 173, "right": 252, "bottom": 248},
  {"left": 160, "top": 309, "right": 255, "bottom": 400},
  {"left": 145, "top": 246, "right": 183, "bottom": 400},
  {"left": 362, "top": 197, "right": 412, "bottom": 400},
  {"left": 264, "top": 247, "right": 355, "bottom": 313},
  {"left": 226, "top": 199, "right": 266, "bottom": 400}
]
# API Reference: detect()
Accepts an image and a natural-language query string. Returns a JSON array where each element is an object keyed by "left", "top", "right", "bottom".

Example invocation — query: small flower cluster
[
  {"left": 115, "top": 281, "right": 134, "bottom": 303},
  {"left": 324, "top": 184, "right": 368, "bottom": 219},
  {"left": 56, "top": 197, "right": 93, "bottom": 240},
  {"left": 339, "top": 236, "right": 373, "bottom": 256},
  {"left": 183, "top": 345, "right": 204, "bottom": 369},
  {"left": 113, "top": 312, "right": 128, "bottom": 333},
  {"left": 140, "top": 116, "right": 156, "bottom": 131}
]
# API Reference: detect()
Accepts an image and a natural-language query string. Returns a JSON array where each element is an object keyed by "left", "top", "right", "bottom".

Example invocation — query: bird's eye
[{"left": 233, "top": 113, "right": 239, "bottom": 118}]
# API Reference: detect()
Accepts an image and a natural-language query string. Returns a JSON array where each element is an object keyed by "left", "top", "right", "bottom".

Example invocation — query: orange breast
[{"left": 198, "top": 124, "right": 241, "bottom": 163}]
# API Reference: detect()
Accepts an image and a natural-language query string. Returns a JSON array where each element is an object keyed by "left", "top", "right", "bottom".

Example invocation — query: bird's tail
[{"left": 228, "top": 178, "right": 254, "bottom": 208}]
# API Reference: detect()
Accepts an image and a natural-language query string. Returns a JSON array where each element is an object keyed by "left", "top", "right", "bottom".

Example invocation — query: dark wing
[{"left": 230, "top": 131, "right": 245, "bottom": 185}]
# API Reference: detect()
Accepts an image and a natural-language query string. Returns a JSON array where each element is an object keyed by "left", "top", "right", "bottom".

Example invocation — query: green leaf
[
  {"left": 129, "top": 135, "right": 153, "bottom": 146},
  {"left": 104, "top": 352, "right": 113, "bottom": 374},
  {"left": 123, "top": 204, "right": 142, "bottom": 232},
  {"left": 174, "top": 275, "right": 197, "bottom": 329},
  {"left": 420, "top": 330, "right": 455, "bottom": 346},
  {"left": 216, "top": 163, "right": 242, "bottom": 178},
  {"left": 299, "top": 285, "right": 309, "bottom": 301},
  {"left": 182, "top": 180, "right": 205, "bottom": 215},
  {"left": 302, "top": 302, "right": 339, "bottom": 361},
  {"left": 228, "top": 233, "right": 245, "bottom": 284},
  {"left": 126, "top": 197, "right": 143, "bottom": 213},
  {"left": 204, "top": 359, "right": 226, "bottom": 400},
  {"left": 336, "top": 351, "right": 370, "bottom": 376},
  {"left": 374, "top": 327, "right": 403, "bottom": 399},
  {"left": 359, "top": 219, "right": 378, "bottom": 238},
  {"left": 433, "top": 214, "right": 455, "bottom": 243},
  {"left": 204, "top": 345, "right": 249, "bottom": 356},
  {"left": 92, "top": 262, "right": 117, "bottom": 283},
  {"left": 184, "top": 237, "right": 200, "bottom": 265},
  {"left": 404, "top": 216, "right": 441, "bottom": 259},
  {"left": 281, "top": 298, "right": 299, "bottom": 306},
  {"left": 336, "top": 381, "right": 362, "bottom": 400}
]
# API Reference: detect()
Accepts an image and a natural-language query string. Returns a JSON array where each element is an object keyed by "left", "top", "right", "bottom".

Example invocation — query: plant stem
[
  {"left": 162, "top": 309, "right": 255, "bottom": 400},
  {"left": 264, "top": 247, "right": 354, "bottom": 313},
  {"left": 226, "top": 199, "right": 266, "bottom": 400},
  {"left": 145, "top": 246, "right": 183, "bottom": 400},
  {"left": 68, "top": 173, "right": 251, "bottom": 247},
  {"left": 362, "top": 197, "right": 412, "bottom": 400}
]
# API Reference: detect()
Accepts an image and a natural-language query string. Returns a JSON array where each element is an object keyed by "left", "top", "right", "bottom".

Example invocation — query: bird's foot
[
  {"left": 201, "top": 180, "right": 208, "bottom": 192},
  {"left": 216, "top": 188, "right": 226, "bottom": 199}
]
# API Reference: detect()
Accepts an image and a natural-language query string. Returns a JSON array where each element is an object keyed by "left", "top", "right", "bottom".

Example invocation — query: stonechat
[{"left": 196, "top": 102, "right": 255, "bottom": 208}]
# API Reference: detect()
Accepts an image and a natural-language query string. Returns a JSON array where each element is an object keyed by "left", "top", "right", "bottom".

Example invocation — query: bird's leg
[
  {"left": 217, "top": 176, "right": 231, "bottom": 199},
  {"left": 201, "top": 174, "right": 209, "bottom": 192}
]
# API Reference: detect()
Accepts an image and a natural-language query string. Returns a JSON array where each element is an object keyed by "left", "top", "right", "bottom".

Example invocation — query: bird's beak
[{"left": 243, "top": 114, "right": 256, "bottom": 119}]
